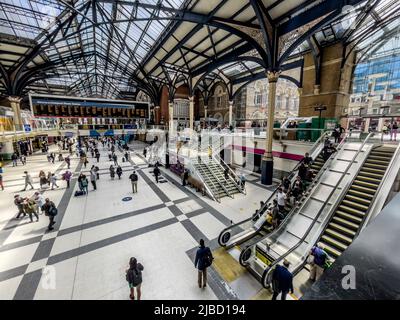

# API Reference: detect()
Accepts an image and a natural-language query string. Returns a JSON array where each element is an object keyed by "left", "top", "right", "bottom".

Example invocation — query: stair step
[
  {"left": 332, "top": 216, "right": 360, "bottom": 230},
  {"left": 350, "top": 184, "right": 377, "bottom": 195},
  {"left": 341, "top": 200, "right": 369, "bottom": 211},
  {"left": 324, "top": 228, "right": 353, "bottom": 244},
  {"left": 344, "top": 195, "right": 371, "bottom": 206},
  {"left": 364, "top": 163, "right": 389, "bottom": 170},
  {"left": 321, "top": 235, "right": 348, "bottom": 251},
  {"left": 361, "top": 167, "right": 386, "bottom": 174},
  {"left": 358, "top": 171, "right": 383, "bottom": 179},
  {"left": 336, "top": 211, "right": 363, "bottom": 223},
  {"left": 347, "top": 189, "right": 374, "bottom": 199},
  {"left": 328, "top": 222, "right": 356, "bottom": 237},
  {"left": 321, "top": 242, "right": 342, "bottom": 258},
  {"left": 338, "top": 205, "right": 365, "bottom": 217},
  {"left": 353, "top": 180, "right": 379, "bottom": 189},
  {"left": 355, "top": 175, "right": 381, "bottom": 184},
  {"left": 369, "top": 155, "right": 393, "bottom": 161}
]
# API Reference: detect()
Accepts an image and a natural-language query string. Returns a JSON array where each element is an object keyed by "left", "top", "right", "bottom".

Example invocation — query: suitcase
[{"left": 74, "top": 190, "right": 86, "bottom": 197}]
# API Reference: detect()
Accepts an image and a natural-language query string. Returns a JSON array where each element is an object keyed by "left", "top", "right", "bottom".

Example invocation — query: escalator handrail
[
  {"left": 357, "top": 141, "right": 400, "bottom": 235},
  {"left": 217, "top": 130, "right": 331, "bottom": 246},
  {"left": 238, "top": 131, "right": 350, "bottom": 251},
  {"left": 258, "top": 132, "right": 373, "bottom": 285}
]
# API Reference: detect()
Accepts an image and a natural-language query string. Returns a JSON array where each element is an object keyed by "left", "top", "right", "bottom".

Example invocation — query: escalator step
[
  {"left": 355, "top": 176, "right": 381, "bottom": 184},
  {"left": 336, "top": 211, "right": 363, "bottom": 223},
  {"left": 332, "top": 216, "right": 360, "bottom": 230},
  {"left": 328, "top": 222, "right": 357, "bottom": 237},
  {"left": 365, "top": 159, "right": 391, "bottom": 165},
  {"left": 364, "top": 163, "right": 389, "bottom": 170},
  {"left": 321, "top": 235, "right": 348, "bottom": 251},
  {"left": 353, "top": 180, "right": 379, "bottom": 189},
  {"left": 344, "top": 195, "right": 371, "bottom": 206},
  {"left": 358, "top": 171, "right": 383, "bottom": 179},
  {"left": 325, "top": 228, "right": 353, "bottom": 244},
  {"left": 321, "top": 242, "right": 342, "bottom": 258},
  {"left": 369, "top": 155, "right": 393, "bottom": 161},
  {"left": 361, "top": 167, "right": 386, "bottom": 174},
  {"left": 351, "top": 184, "right": 377, "bottom": 194},
  {"left": 338, "top": 205, "right": 366, "bottom": 217},
  {"left": 342, "top": 200, "right": 369, "bottom": 211},
  {"left": 347, "top": 189, "right": 374, "bottom": 199}
]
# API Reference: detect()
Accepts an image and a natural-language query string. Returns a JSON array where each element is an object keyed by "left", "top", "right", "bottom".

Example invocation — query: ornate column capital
[
  {"left": 189, "top": 96, "right": 195, "bottom": 102},
  {"left": 266, "top": 70, "right": 281, "bottom": 83},
  {"left": 8, "top": 96, "right": 22, "bottom": 103}
]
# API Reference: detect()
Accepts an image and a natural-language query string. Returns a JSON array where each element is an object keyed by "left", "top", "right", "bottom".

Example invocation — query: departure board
[{"left": 30, "top": 95, "right": 149, "bottom": 119}]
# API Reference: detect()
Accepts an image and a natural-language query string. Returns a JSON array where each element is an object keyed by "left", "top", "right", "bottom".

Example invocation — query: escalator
[
  {"left": 237, "top": 133, "right": 375, "bottom": 285},
  {"left": 317, "top": 145, "right": 396, "bottom": 260},
  {"left": 217, "top": 131, "right": 333, "bottom": 250}
]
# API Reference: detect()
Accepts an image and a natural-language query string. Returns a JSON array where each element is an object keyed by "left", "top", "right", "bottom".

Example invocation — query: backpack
[
  {"left": 126, "top": 267, "right": 142, "bottom": 286},
  {"left": 203, "top": 248, "right": 213, "bottom": 268},
  {"left": 49, "top": 206, "right": 58, "bottom": 216}
]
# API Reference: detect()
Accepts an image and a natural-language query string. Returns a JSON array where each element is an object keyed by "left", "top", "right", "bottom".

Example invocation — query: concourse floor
[{"left": 0, "top": 140, "right": 269, "bottom": 300}]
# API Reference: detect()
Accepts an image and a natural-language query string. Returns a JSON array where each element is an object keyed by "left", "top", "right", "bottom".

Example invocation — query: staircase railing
[
  {"left": 186, "top": 160, "right": 219, "bottom": 203},
  {"left": 217, "top": 130, "right": 333, "bottom": 247},
  {"left": 199, "top": 157, "right": 234, "bottom": 199}
]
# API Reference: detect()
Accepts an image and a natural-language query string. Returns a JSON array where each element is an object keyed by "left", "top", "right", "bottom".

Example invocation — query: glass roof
[{"left": 0, "top": 0, "right": 399, "bottom": 99}]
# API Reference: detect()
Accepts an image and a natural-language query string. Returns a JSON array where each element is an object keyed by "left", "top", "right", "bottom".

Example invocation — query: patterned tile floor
[{"left": 0, "top": 140, "right": 271, "bottom": 300}]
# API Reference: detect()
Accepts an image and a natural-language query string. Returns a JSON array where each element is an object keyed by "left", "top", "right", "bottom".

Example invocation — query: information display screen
[{"left": 30, "top": 95, "right": 149, "bottom": 119}]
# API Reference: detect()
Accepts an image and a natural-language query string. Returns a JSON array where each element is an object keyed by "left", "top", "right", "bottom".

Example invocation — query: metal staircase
[
  {"left": 318, "top": 145, "right": 396, "bottom": 259},
  {"left": 191, "top": 157, "right": 243, "bottom": 201}
]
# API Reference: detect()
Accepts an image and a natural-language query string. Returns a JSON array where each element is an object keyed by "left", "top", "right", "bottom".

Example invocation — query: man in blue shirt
[
  {"left": 271, "top": 260, "right": 294, "bottom": 300},
  {"left": 309, "top": 242, "right": 328, "bottom": 281},
  {"left": 194, "top": 239, "right": 213, "bottom": 289}
]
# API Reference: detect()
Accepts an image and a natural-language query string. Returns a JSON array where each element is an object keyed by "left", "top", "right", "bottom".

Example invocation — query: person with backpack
[
  {"left": 78, "top": 173, "right": 89, "bottom": 194},
  {"left": 43, "top": 198, "right": 57, "bottom": 231},
  {"left": 65, "top": 156, "right": 71, "bottom": 169},
  {"left": 271, "top": 260, "right": 294, "bottom": 300},
  {"left": 194, "top": 239, "right": 213, "bottom": 289},
  {"left": 153, "top": 165, "right": 160, "bottom": 183},
  {"left": 129, "top": 171, "right": 138, "bottom": 193},
  {"left": 308, "top": 242, "right": 330, "bottom": 281},
  {"left": 126, "top": 257, "right": 144, "bottom": 300},
  {"left": 116, "top": 166, "right": 123, "bottom": 180}
]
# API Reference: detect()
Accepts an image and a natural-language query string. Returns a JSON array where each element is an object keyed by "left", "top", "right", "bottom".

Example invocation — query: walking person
[
  {"left": 33, "top": 192, "right": 45, "bottom": 214},
  {"left": 22, "top": 171, "right": 34, "bottom": 191},
  {"left": 20, "top": 155, "right": 26, "bottom": 165},
  {"left": 271, "top": 260, "right": 294, "bottom": 300},
  {"left": 39, "top": 170, "right": 47, "bottom": 189},
  {"left": 129, "top": 171, "right": 138, "bottom": 193},
  {"left": 224, "top": 167, "right": 229, "bottom": 184},
  {"left": 116, "top": 165, "right": 123, "bottom": 180},
  {"left": 126, "top": 257, "right": 144, "bottom": 300},
  {"left": 90, "top": 167, "right": 97, "bottom": 191},
  {"left": 50, "top": 174, "right": 59, "bottom": 190},
  {"left": 113, "top": 154, "right": 118, "bottom": 166},
  {"left": 11, "top": 153, "right": 18, "bottom": 167},
  {"left": 109, "top": 165, "right": 115, "bottom": 180},
  {"left": 78, "top": 173, "right": 89, "bottom": 194},
  {"left": 308, "top": 242, "right": 329, "bottom": 281},
  {"left": 63, "top": 170, "right": 72, "bottom": 188},
  {"left": 23, "top": 197, "right": 39, "bottom": 223},
  {"left": 143, "top": 148, "right": 147, "bottom": 158},
  {"left": 95, "top": 152, "right": 100, "bottom": 163},
  {"left": 391, "top": 122, "right": 398, "bottom": 141},
  {"left": 14, "top": 195, "right": 26, "bottom": 219},
  {"left": 43, "top": 198, "right": 57, "bottom": 231},
  {"left": 65, "top": 156, "right": 71, "bottom": 169},
  {"left": 153, "top": 165, "right": 160, "bottom": 183},
  {"left": 194, "top": 239, "right": 213, "bottom": 288}
]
